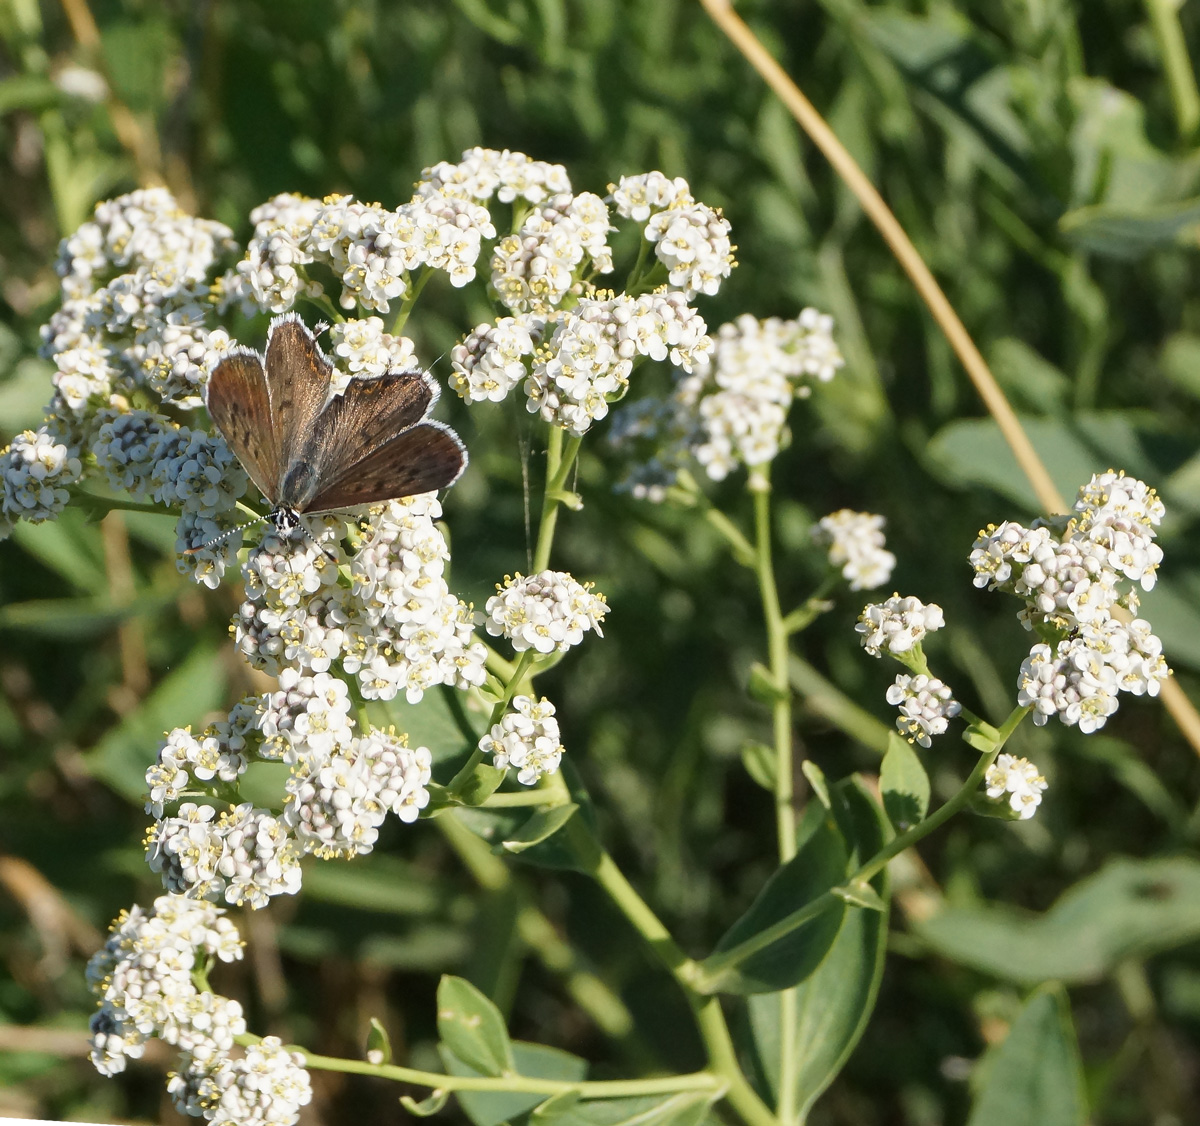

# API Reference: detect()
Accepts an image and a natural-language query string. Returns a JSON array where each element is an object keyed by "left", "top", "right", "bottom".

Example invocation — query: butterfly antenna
[
  {"left": 182, "top": 513, "right": 267, "bottom": 555},
  {"left": 295, "top": 515, "right": 339, "bottom": 565}
]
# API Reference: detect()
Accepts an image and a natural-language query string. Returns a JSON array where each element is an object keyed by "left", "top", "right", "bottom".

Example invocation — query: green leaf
[
  {"left": 747, "top": 662, "right": 787, "bottom": 704},
  {"left": 500, "top": 803, "right": 579, "bottom": 853},
  {"left": 700, "top": 803, "right": 847, "bottom": 994},
  {"left": 437, "top": 975, "right": 514, "bottom": 1078},
  {"left": 8, "top": 507, "right": 107, "bottom": 593},
  {"left": 831, "top": 880, "right": 887, "bottom": 912},
  {"left": 915, "top": 857, "right": 1200, "bottom": 983},
  {"left": 84, "top": 643, "right": 227, "bottom": 801},
  {"left": 532, "top": 1093, "right": 715, "bottom": 1126},
  {"left": 0, "top": 590, "right": 174, "bottom": 636},
  {"left": 401, "top": 1090, "right": 450, "bottom": 1117},
  {"left": 460, "top": 764, "right": 507, "bottom": 806},
  {"left": 748, "top": 778, "right": 890, "bottom": 1115},
  {"left": 879, "top": 732, "right": 930, "bottom": 830},
  {"left": 801, "top": 760, "right": 831, "bottom": 810},
  {"left": 740, "top": 741, "right": 776, "bottom": 790},
  {"left": 444, "top": 1040, "right": 587, "bottom": 1126},
  {"left": 366, "top": 1017, "right": 392, "bottom": 1065},
  {"left": 301, "top": 853, "right": 451, "bottom": 916},
  {"left": 966, "top": 985, "right": 1087, "bottom": 1126},
  {"left": 1060, "top": 196, "right": 1200, "bottom": 258}
]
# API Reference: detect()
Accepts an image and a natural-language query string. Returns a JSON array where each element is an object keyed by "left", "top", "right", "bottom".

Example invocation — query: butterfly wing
[
  {"left": 205, "top": 348, "right": 281, "bottom": 502},
  {"left": 305, "top": 421, "right": 467, "bottom": 512},
  {"left": 264, "top": 314, "right": 333, "bottom": 465}
]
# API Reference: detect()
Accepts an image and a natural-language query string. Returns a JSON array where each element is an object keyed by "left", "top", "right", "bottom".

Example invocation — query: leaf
[
  {"left": 800, "top": 760, "right": 831, "bottom": 810},
  {"left": 879, "top": 732, "right": 930, "bottom": 829},
  {"left": 1059, "top": 196, "right": 1200, "bottom": 258},
  {"left": 444, "top": 1040, "right": 587, "bottom": 1126},
  {"left": 915, "top": 857, "right": 1200, "bottom": 983},
  {"left": 8, "top": 507, "right": 107, "bottom": 593},
  {"left": 831, "top": 880, "right": 886, "bottom": 912},
  {"left": 748, "top": 778, "right": 890, "bottom": 1115},
  {"left": 699, "top": 803, "right": 847, "bottom": 994},
  {"left": 300, "top": 853, "right": 450, "bottom": 916},
  {"left": 740, "top": 741, "right": 776, "bottom": 790},
  {"left": 747, "top": 662, "right": 787, "bottom": 704},
  {"left": 534, "top": 1093, "right": 716, "bottom": 1126},
  {"left": 966, "top": 985, "right": 1087, "bottom": 1126},
  {"left": 500, "top": 803, "right": 579, "bottom": 853},
  {"left": 459, "top": 764, "right": 507, "bottom": 806},
  {"left": 437, "top": 975, "right": 514, "bottom": 1078},
  {"left": 0, "top": 590, "right": 174, "bottom": 636},
  {"left": 401, "top": 1090, "right": 450, "bottom": 1117},
  {"left": 84, "top": 643, "right": 227, "bottom": 802},
  {"left": 366, "top": 1017, "right": 392, "bottom": 1065}
]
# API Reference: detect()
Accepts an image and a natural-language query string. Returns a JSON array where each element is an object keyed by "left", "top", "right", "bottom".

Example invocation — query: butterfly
[{"left": 205, "top": 313, "right": 466, "bottom": 542}]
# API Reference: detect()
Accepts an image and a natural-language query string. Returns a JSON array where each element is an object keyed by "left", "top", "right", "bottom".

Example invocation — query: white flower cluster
[
  {"left": 479, "top": 695, "right": 565, "bottom": 785},
  {"left": 43, "top": 187, "right": 235, "bottom": 411},
  {"left": 485, "top": 570, "right": 608, "bottom": 654},
  {"left": 612, "top": 309, "right": 843, "bottom": 495},
  {"left": 147, "top": 801, "right": 303, "bottom": 909},
  {"left": 90, "top": 409, "right": 249, "bottom": 588},
  {"left": 972, "top": 471, "right": 1169, "bottom": 731},
  {"left": 86, "top": 895, "right": 243, "bottom": 1077},
  {"left": 984, "top": 753, "right": 1048, "bottom": 820},
  {"left": 144, "top": 681, "right": 435, "bottom": 891},
  {"left": 0, "top": 427, "right": 82, "bottom": 537},
  {"left": 422, "top": 147, "right": 572, "bottom": 204},
  {"left": 609, "top": 172, "right": 735, "bottom": 297},
  {"left": 857, "top": 595, "right": 946, "bottom": 658},
  {"left": 441, "top": 166, "right": 729, "bottom": 435},
  {"left": 328, "top": 316, "right": 419, "bottom": 387},
  {"left": 812, "top": 510, "right": 896, "bottom": 591},
  {"left": 168, "top": 1035, "right": 312, "bottom": 1126},
  {"left": 886, "top": 673, "right": 961, "bottom": 748},
  {"left": 284, "top": 726, "right": 433, "bottom": 858},
  {"left": 491, "top": 192, "right": 613, "bottom": 314},
  {"left": 235, "top": 188, "right": 496, "bottom": 315},
  {"left": 528, "top": 291, "right": 711, "bottom": 435},
  {"left": 235, "top": 496, "right": 486, "bottom": 703}
]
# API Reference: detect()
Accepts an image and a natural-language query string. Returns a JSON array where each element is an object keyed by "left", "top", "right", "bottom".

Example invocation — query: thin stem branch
[
  {"left": 532, "top": 431, "right": 583, "bottom": 572},
  {"left": 298, "top": 1045, "right": 722, "bottom": 1097},
  {"left": 697, "top": 0, "right": 1200, "bottom": 757},
  {"left": 1144, "top": 0, "right": 1200, "bottom": 142}
]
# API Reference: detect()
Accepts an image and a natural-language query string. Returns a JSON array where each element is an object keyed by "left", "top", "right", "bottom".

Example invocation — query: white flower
[
  {"left": 643, "top": 200, "right": 735, "bottom": 298},
  {"left": 479, "top": 695, "right": 565, "bottom": 785},
  {"left": 0, "top": 426, "right": 82, "bottom": 538},
  {"left": 147, "top": 802, "right": 303, "bottom": 909},
  {"left": 451, "top": 315, "right": 541, "bottom": 403},
  {"left": 485, "top": 570, "right": 608, "bottom": 654},
  {"left": 608, "top": 171, "right": 692, "bottom": 221},
  {"left": 612, "top": 308, "right": 841, "bottom": 492},
  {"left": 813, "top": 510, "right": 896, "bottom": 591},
  {"left": 886, "top": 674, "right": 961, "bottom": 747},
  {"left": 984, "top": 753, "right": 1047, "bottom": 819},
  {"left": 422, "top": 147, "right": 572, "bottom": 204},
  {"left": 856, "top": 595, "right": 945, "bottom": 658},
  {"left": 328, "top": 317, "right": 419, "bottom": 387},
  {"left": 169, "top": 1035, "right": 312, "bottom": 1126},
  {"left": 86, "top": 895, "right": 243, "bottom": 1077}
]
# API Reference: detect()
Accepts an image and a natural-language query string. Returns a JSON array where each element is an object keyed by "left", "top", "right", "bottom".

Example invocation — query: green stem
[
  {"left": 581, "top": 826, "right": 776, "bottom": 1126},
  {"left": 482, "top": 790, "right": 570, "bottom": 807},
  {"left": 694, "top": 709, "right": 1030, "bottom": 989},
  {"left": 704, "top": 506, "right": 756, "bottom": 566},
  {"left": 67, "top": 488, "right": 177, "bottom": 519},
  {"left": 532, "top": 431, "right": 583, "bottom": 572},
  {"left": 296, "top": 1045, "right": 721, "bottom": 1097},
  {"left": 1144, "top": 0, "right": 1200, "bottom": 142},
  {"left": 446, "top": 650, "right": 535, "bottom": 795},
  {"left": 390, "top": 268, "right": 434, "bottom": 337},
  {"left": 750, "top": 477, "right": 799, "bottom": 1125}
]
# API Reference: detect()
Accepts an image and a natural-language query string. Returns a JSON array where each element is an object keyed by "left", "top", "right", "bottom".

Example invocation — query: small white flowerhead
[
  {"left": 485, "top": 570, "right": 608, "bottom": 654},
  {"left": 984, "top": 753, "right": 1047, "bottom": 819},
  {"left": 886, "top": 673, "right": 961, "bottom": 748},
  {"left": 813, "top": 510, "right": 896, "bottom": 591},
  {"left": 479, "top": 695, "right": 565, "bottom": 785},
  {"left": 856, "top": 595, "right": 945, "bottom": 659}
]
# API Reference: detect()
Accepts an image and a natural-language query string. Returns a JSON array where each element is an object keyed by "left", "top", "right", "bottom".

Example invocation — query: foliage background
[{"left": 2, "top": 0, "right": 1200, "bottom": 1122}]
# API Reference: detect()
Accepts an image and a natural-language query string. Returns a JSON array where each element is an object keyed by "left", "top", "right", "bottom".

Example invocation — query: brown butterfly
[{"left": 205, "top": 314, "right": 466, "bottom": 541}]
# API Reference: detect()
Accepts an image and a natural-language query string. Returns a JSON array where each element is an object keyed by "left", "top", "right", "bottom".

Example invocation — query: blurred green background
[{"left": 3, "top": 0, "right": 1200, "bottom": 1122}]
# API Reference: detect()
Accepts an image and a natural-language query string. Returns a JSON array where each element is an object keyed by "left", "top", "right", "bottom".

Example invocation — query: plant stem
[
  {"left": 532, "top": 431, "right": 583, "bottom": 572},
  {"left": 749, "top": 478, "right": 800, "bottom": 1125},
  {"left": 1144, "top": 0, "right": 1200, "bottom": 142},
  {"left": 582, "top": 827, "right": 777, "bottom": 1126},
  {"left": 298, "top": 1045, "right": 721, "bottom": 1097},
  {"left": 390, "top": 268, "right": 434, "bottom": 336}
]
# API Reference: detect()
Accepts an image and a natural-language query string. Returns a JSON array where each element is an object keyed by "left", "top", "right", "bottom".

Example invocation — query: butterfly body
[{"left": 205, "top": 314, "right": 466, "bottom": 541}]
